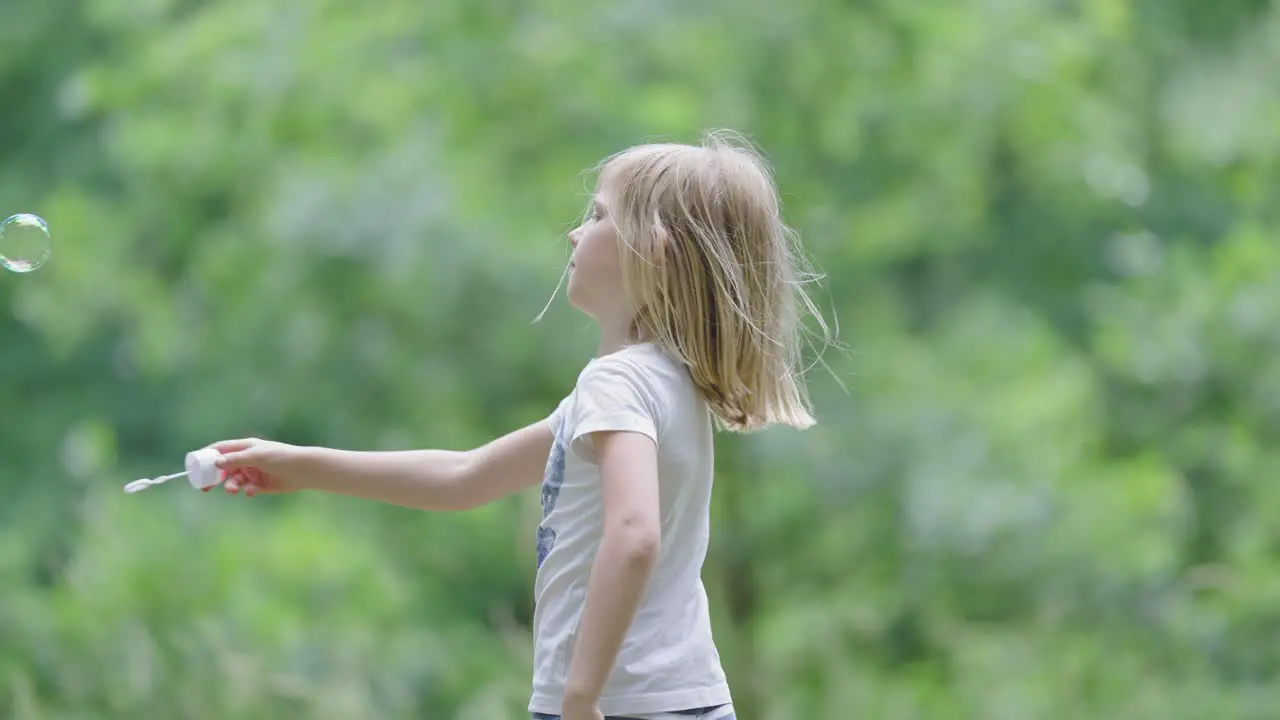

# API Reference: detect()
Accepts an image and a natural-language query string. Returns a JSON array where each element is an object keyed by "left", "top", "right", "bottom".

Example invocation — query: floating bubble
[{"left": 0, "top": 213, "right": 52, "bottom": 273}]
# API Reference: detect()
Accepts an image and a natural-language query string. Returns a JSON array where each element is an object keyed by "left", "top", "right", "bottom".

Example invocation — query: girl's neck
[
  {"left": 596, "top": 329, "right": 633, "bottom": 358},
  {"left": 595, "top": 318, "right": 649, "bottom": 358}
]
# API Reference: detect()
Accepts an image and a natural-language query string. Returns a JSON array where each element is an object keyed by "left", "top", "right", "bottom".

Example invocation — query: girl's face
[{"left": 566, "top": 182, "right": 629, "bottom": 326}]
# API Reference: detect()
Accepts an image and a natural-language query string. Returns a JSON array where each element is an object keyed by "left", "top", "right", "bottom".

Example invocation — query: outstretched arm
[
  {"left": 299, "top": 419, "right": 555, "bottom": 511},
  {"left": 214, "top": 417, "right": 555, "bottom": 511}
]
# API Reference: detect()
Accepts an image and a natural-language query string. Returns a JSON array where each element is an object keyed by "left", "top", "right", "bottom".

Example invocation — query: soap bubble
[{"left": 0, "top": 213, "right": 52, "bottom": 273}]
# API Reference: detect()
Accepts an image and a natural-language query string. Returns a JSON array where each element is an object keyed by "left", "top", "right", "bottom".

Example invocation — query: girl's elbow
[
  {"left": 613, "top": 519, "right": 661, "bottom": 559},
  {"left": 632, "top": 533, "right": 662, "bottom": 560}
]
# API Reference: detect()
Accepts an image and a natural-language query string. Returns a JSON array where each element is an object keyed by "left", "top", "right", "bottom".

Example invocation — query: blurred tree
[{"left": 2, "top": 0, "right": 1279, "bottom": 717}]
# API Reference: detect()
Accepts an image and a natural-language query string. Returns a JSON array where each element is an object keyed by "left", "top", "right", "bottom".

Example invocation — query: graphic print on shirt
[{"left": 536, "top": 404, "right": 570, "bottom": 569}]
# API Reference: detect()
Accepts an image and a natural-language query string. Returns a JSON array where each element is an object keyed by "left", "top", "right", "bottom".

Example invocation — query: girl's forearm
[{"left": 297, "top": 447, "right": 475, "bottom": 511}]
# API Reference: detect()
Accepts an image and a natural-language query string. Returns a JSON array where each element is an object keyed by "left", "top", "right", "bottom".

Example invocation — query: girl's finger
[
  {"left": 211, "top": 437, "right": 260, "bottom": 455},
  {"left": 217, "top": 448, "right": 263, "bottom": 471}
]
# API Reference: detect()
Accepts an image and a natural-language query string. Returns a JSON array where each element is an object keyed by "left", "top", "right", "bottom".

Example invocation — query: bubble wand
[{"left": 123, "top": 448, "right": 223, "bottom": 494}]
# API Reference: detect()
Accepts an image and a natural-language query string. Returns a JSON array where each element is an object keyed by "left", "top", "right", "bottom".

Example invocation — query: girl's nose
[{"left": 568, "top": 229, "right": 580, "bottom": 248}]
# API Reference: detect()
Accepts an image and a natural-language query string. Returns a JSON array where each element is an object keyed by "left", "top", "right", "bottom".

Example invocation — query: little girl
[{"left": 208, "top": 129, "right": 826, "bottom": 720}]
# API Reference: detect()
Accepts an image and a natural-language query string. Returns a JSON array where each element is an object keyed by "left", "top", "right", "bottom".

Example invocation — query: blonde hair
[{"left": 594, "top": 129, "right": 832, "bottom": 432}]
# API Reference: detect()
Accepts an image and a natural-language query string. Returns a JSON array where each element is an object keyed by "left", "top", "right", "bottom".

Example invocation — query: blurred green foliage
[{"left": 3, "top": 0, "right": 1280, "bottom": 717}]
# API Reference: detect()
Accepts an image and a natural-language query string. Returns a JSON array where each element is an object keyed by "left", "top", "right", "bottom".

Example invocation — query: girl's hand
[{"left": 205, "top": 437, "right": 311, "bottom": 497}]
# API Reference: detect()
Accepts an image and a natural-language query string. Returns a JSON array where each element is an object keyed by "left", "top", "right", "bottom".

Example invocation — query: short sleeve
[
  {"left": 568, "top": 357, "right": 662, "bottom": 463},
  {"left": 545, "top": 396, "right": 571, "bottom": 435}
]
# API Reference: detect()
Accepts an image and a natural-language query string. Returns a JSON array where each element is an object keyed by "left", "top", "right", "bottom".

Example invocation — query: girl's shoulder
[{"left": 579, "top": 342, "right": 694, "bottom": 394}]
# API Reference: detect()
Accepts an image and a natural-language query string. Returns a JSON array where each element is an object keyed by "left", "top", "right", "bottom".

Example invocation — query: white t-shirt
[{"left": 528, "top": 343, "right": 733, "bottom": 717}]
